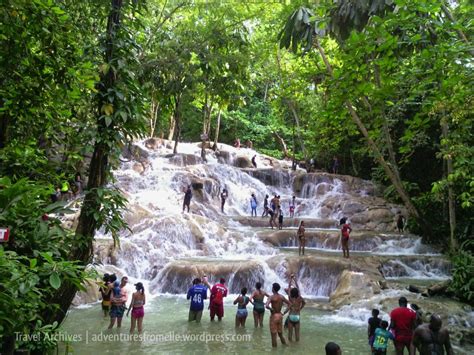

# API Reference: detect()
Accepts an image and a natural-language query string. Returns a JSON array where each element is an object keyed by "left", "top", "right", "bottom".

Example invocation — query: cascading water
[
  {"left": 64, "top": 139, "right": 474, "bottom": 354},
  {"left": 90, "top": 139, "right": 450, "bottom": 299}
]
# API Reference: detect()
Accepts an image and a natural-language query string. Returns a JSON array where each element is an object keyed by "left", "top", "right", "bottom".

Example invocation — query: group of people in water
[
  {"left": 99, "top": 274, "right": 146, "bottom": 333},
  {"left": 98, "top": 274, "right": 453, "bottom": 354},
  {"left": 366, "top": 297, "right": 453, "bottom": 355},
  {"left": 186, "top": 274, "right": 306, "bottom": 348}
]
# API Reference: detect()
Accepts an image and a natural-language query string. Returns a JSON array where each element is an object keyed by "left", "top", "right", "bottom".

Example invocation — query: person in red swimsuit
[{"left": 390, "top": 297, "right": 416, "bottom": 354}]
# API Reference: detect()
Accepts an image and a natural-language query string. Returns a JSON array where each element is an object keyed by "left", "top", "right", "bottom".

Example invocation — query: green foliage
[
  {"left": 449, "top": 240, "right": 474, "bottom": 303},
  {"left": 0, "top": 178, "right": 90, "bottom": 352},
  {"left": 87, "top": 187, "right": 130, "bottom": 247}
]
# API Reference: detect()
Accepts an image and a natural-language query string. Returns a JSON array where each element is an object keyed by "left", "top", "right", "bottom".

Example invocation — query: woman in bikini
[
  {"left": 233, "top": 287, "right": 250, "bottom": 328},
  {"left": 297, "top": 221, "right": 306, "bottom": 256},
  {"left": 127, "top": 282, "right": 146, "bottom": 333},
  {"left": 250, "top": 282, "right": 270, "bottom": 328},
  {"left": 287, "top": 286, "right": 306, "bottom": 342}
]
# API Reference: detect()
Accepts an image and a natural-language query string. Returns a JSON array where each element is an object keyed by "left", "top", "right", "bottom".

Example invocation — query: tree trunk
[
  {"left": 272, "top": 131, "right": 289, "bottom": 158},
  {"left": 440, "top": 4, "right": 473, "bottom": 56},
  {"left": 0, "top": 113, "right": 8, "bottom": 148},
  {"left": 441, "top": 119, "right": 457, "bottom": 251},
  {"left": 288, "top": 100, "right": 308, "bottom": 165},
  {"left": 213, "top": 109, "right": 222, "bottom": 148},
  {"left": 149, "top": 97, "right": 159, "bottom": 138},
  {"left": 41, "top": 0, "right": 123, "bottom": 326},
  {"left": 168, "top": 113, "right": 175, "bottom": 141},
  {"left": 201, "top": 97, "right": 212, "bottom": 161},
  {"left": 314, "top": 36, "right": 422, "bottom": 221},
  {"left": 172, "top": 95, "right": 180, "bottom": 155}
]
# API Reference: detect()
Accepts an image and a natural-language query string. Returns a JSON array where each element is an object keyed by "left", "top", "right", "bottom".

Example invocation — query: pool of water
[{"left": 60, "top": 296, "right": 371, "bottom": 354}]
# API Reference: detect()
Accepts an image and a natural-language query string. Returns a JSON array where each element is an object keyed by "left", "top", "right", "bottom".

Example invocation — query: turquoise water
[{"left": 60, "top": 296, "right": 372, "bottom": 354}]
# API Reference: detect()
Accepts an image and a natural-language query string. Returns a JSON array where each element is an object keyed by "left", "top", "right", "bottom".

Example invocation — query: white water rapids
[{"left": 89, "top": 139, "right": 451, "bottom": 324}]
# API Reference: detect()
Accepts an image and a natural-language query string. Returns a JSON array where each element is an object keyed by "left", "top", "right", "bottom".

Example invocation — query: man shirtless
[
  {"left": 410, "top": 314, "right": 453, "bottom": 355},
  {"left": 265, "top": 283, "right": 290, "bottom": 348}
]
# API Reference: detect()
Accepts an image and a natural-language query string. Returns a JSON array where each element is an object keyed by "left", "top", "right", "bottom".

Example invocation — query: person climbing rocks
[
  {"left": 268, "top": 208, "right": 276, "bottom": 229},
  {"left": 127, "top": 282, "right": 145, "bottom": 334},
  {"left": 265, "top": 283, "right": 289, "bottom": 348},
  {"left": 340, "top": 217, "right": 352, "bottom": 258},
  {"left": 396, "top": 211, "right": 406, "bottom": 233},
  {"left": 250, "top": 193, "right": 258, "bottom": 217},
  {"left": 289, "top": 195, "right": 296, "bottom": 218},
  {"left": 410, "top": 314, "right": 454, "bottom": 355},
  {"left": 187, "top": 277, "right": 208, "bottom": 323},
  {"left": 51, "top": 186, "right": 61, "bottom": 203},
  {"left": 368, "top": 309, "right": 382, "bottom": 350},
  {"left": 250, "top": 282, "right": 269, "bottom": 328},
  {"left": 262, "top": 194, "right": 269, "bottom": 217},
  {"left": 209, "top": 278, "right": 228, "bottom": 321},
  {"left": 74, "top": 172, "right": 83, "bottom": 196},
  {"left": 233, "top": 287, "right": 250, "bottom": 328},
  {"left": 390, "top": 296, "right": 417, "bottom": 355},
  {"left": 183, "top": 185, "right": 192, "bottom": 213},
  {"left": 297, "top": 221, "right": 306, "bottom": 256},
  {"left": 60, "top": 180, "right": 72, "bottom": 201},
  {"left": 332, "top": 156, "right": 339, "bottom": 174},
  {"left": 251, "top": 155, "right": 257, "bottom": 168},
  {"left": 234, "top": 138, "right": 241, "bottom": 148},
  {"left": 220, "top": 188, "right": 229, "bottom": 213},
  {"left": 270, "top": 195, "right": 277, "bottom": 212},
  {"left": 372, "top": 320, "right": 394, "bottom": 355},
  {"left": 278, "top": 207, "right": 284, "bottom": 230},
  {"left": 285, "top": 274, "right": 305, "bottom": 342}
]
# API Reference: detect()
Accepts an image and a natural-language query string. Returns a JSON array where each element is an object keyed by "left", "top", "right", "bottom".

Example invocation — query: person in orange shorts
[{"left": 265, "top": 283, "right": 290, "bottom": 348}]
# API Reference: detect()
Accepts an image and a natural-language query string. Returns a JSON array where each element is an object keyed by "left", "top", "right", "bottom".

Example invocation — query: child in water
[{"left": 372, "top": 320, "right": 394, "bottom": 355}]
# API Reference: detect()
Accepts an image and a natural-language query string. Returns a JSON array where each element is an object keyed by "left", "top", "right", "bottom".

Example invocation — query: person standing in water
[
  {"left": 286, "top": 275, "right": 306, "bottom": 342},
  {"left": 187, "top": 277, "right": 208, "bottom": 323},
  {"left": 390, "top": 296, "right": 416, "bottom": 355},
  {"left": 266, "top": 283, "right": 290, "bottom": 348},
  {"left": 250, "top": 282, "right": 269, "bottom": 328},
  {"left": 233, "top": 287, "right": 250, "bottom": 328},
  {"left": 410, "top": 314, "right": 454, "bottom": 355},
  {"left": 127, "top": 282, "right": 145, "bottom": 334},
  {"left": 183, "top": 185, "right": 192, "bottom": 213},
  {"left": 108, "top": 276, "right": 128, "bottom": 329},
  {"left": 340, "top": 217, "right": 352, "bottom": 258},
  {"left": 209, "top": 278, "right": 228, "bottom": 321},
  {"left": 220, "top": 188, "right": 229, "bottom": 213},
  {"left": 372, "top": 320, "right": 394, "bottom": 355},
  {"left": 297, "top": 221, "right": 306, "bottom": 256},
  {"left": 250, "top": 193, "right": 258, "bottom": 217},
  {"left": 99, "top": 274, "right": 113, "bottom": 317},
  {"left": 262, "top": 194, "right": 269, "bottom": 217},
  {"left": 368, "top": 309, "right": 382, "bottom": 351}
]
